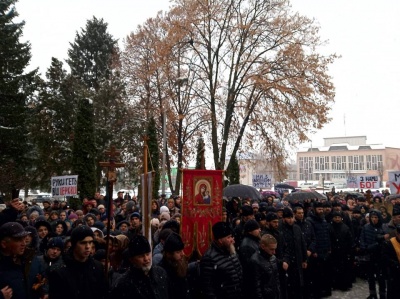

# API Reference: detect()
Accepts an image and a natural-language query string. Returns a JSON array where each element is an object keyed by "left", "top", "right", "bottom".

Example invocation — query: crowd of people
[{"left": 0, "top": 189, "right": 400, "bottom": 299}]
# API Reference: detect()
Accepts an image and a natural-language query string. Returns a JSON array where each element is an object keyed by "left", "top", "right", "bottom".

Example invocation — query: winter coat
[
  {"left": 109, "top": 265, "right": 169, "bottom": 299},
  {"left": 281, "top": 223, "right": 307, "bottom": 287},
  {"left": 383, "top": 219, "right": 398, "bottom": 239},
  {"left": 360, "top": 210, "right": 385, "bottom": 261},
  {"left": 307, "top": 212, "right": 331, "bottom": 258},
  {"left": 158, "top": 258, "right": 190, "bottom": 299},
  {"left": 48, "top": 253, "right": 106, "bottom": 299},
  {"left": 330, "top": 222, "right": 353, "bottom": 257},
  {"left": 248, "top": 250, "right": 280, "bottom": 299},
  {"left": 0, "top": 252, "right": 29, "bottom": 299},
  {"left": 295, "top": 219, "right": 316, "bottom": 254},
  {"left": 382, "top": 238, "right": 400, "bottom": 299},
  {"left": 200, "top": 241, "right": 243, "bottom": 299},
  {"left": 238, "top": 233, "right": 260, "bottom": 266}
]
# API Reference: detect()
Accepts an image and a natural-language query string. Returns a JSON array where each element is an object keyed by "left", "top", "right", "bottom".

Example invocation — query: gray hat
[{"left": 0, "top": 222, "right": 31, "bottom": 240}]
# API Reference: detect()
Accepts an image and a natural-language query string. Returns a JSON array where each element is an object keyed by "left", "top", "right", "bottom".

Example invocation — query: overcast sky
[{"left": 15, "top": 0, "right": 400, "bottom": 150}]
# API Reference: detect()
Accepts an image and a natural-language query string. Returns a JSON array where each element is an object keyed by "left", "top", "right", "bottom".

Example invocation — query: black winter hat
[
  {"left": 244, "top": 220, "right": 260, "bottom": 233},
  {"left": 47, "top": 237, "right": 64, "bottom": 250},
  {"left": 282, "top": 207, "right": 294, "bottom": 218},
  {"left": 241, "top": 205, "right": 254, "bottom": 216},
  {"left": 128, "top": 235, "right": 151, "bottom": 257},
  {"left": 162, "top": 219, "right": 180, "bottom": 233},
  {"left": 266, "top": 212, "right": 278, "bottom": 222},
  {"left": 70, "top": 225, "right": 94, "bottom": 248},
  {"left": 164, "top": 232, "right": 184, "bottom": 252},
  {"left": 255, "top": 212, "right": 266, "bottom": 222},
  {"left": 212, "top": 221, "right": 233, "bottom": 239},
  {"left": 332, "top": 211, "right": 342, "bottom": 218},
  {"left": 313, "top": 201, "right": 324, "bottom": 208},
  {"left": 392, "top": 206, "right": 400, "bottom": 216}
]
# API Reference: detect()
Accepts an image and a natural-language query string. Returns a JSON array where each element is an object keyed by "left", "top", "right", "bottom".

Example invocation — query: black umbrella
[
  {"left": 274, "top": 183, "right": 296, "bottom": 190},
  {"left": 223, "top": 184, "right": 261, "bottom": 200},
  {"left": 386, "top": 194, "right": 400, "bottom": 201},
  {"left": 285, "top": 191, "right": 323, "bottom": 203}
]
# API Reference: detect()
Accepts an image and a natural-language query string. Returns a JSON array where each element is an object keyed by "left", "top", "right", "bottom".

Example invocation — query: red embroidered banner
[{"left": 181, "top": 169, "right": 224, "bottom": 258}]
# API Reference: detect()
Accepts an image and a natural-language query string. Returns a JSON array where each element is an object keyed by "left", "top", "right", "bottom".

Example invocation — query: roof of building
[{"left": 299, "top": 143, "right": 386, "bottom": 153}]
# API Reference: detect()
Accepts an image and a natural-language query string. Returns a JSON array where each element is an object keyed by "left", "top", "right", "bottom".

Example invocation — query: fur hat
[
  {"left": 70, "top": 226, "right": 94, "bottom": 248},
  {"left": 241, "top": 205, "right": 253, "bottom": 216},
  {"left": 266, "top": 212, "right": 278, "bottom": 222},
  {"left": 128, "top": 235, "right": 151, "bottom": 257},
  {"left": 313, "top": 201, "right": 324, "bottom": 208},
  {"left": 244, "top": 220, "right": 260, "bottom": 233},
  {"left": 255, "top": 212, "right": 266, "bottom": 222},
  {"left": 163, "top": 232, "right": 184, "bottom": 252},
  {"left": 282, "top": 207, "right": 294, "bottom": 218},
  {"left": 212, "top": 221, "right": 233, "bottom": 239}
]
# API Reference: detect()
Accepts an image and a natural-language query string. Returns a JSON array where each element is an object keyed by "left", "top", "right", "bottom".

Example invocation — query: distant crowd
[{"left": 0, "top": 189, "right": 400, "bottom": 299}]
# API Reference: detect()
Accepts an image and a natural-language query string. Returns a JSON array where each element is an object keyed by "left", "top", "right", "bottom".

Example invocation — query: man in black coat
[
  {"left": 158, "top": 232, "right": 190, "bottom": 299},
  {"left": 48, "top": 225, "right": 107, "bottom": 299},
  {"left": 329, "top": 211, "right": 354, "bottom": 291},
  {"left": 200, "top": 221, "right": 243, "bottom": 299},
  {"left": 382, "top": 224, "right": 400, "bottom": 299},
  {"left": 281, "top": 207, "right": 307, "bottom": 299},
  {"left": 110, "top": 234, "right": 169, "bottom": 299},
  {"left": 306, "top": 201, "right": 332, "bottom": 298},
  {"left": 248, "top": 234, "right": 280, "bottom": 299}
]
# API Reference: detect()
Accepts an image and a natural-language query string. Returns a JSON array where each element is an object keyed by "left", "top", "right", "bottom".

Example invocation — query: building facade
[{"left": 297, "top": 136, "right": 400, "bottom": 185}]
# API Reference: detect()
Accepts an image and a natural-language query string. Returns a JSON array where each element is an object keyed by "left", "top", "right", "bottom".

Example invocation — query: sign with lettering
[
  {"left": 252, "top": 174, "right": 273, "bottom": 189},
  {"left": 347, "top": 176, "right": 357, "bottom": 188},
  {"left": 356, "top": 175, "right": 379, "bottom": 189},
  {"left": 388, "top": 171, "right": 400, "bottom": 194},
  {"left": 51, "top": 175, "right": 78, "bottom": 197}
]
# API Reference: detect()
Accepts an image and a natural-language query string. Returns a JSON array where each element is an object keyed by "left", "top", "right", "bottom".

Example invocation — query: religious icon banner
[{"left": 181, "top": 169, "right": 224, "bottom": 257}]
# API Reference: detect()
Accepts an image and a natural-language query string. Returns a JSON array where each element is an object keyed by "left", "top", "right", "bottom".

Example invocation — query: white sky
[{"left": 15, "top": 0, "right": 400, "bottom": 150}]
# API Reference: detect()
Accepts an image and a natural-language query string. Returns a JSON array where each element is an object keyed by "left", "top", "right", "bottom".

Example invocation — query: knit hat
[
  {"left": 266, "top": 212, "right": 278, "bottom": 222},
  {"left": 282, "top": 207, "right": 294, "bottom": 218},
  {"left": 0, "top": 222, "right": 31, "bottom": 240},
  {"left": 160, "top": 211, "right": 171, "bottom": 221},
  {"left": 68, "top": 213, "right": 78, "bottom": 220},
  {"left": 70, "top": 226, "right": 94, "bottom": 248},
  {"left": 275, "top": 203, "right": 284, "bottom": 211},
  {"left": 241, "top": 205, "right": 253, "bottom": 216},
  {"left": 128, "top": 235, "right": 151, "bottom": 257},
  {"left": 244, "top": 219, "right": 260, "bottom": 233},
  {"left": 130, "top": 212, "right": 141, "bottom": 220},
  {"left": 212, "top": 221, "right": 233, "bottom": 239},
  {"left": 47, "top": 237, "right": 64, "bottom": 250},
  {"left": 163, "top": 232, "right": 185, "bottom": 252},
  {"left": 160, "top": 206, "right": 169, "bottom": 214}
]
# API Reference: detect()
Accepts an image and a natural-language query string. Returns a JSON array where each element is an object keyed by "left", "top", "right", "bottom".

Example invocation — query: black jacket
[
  {"left": 200, "top": 241, "right": 243, "bottom": 299},
  {"left": 110, "top": 264, "right": 168, "bottom": 299},
  {"left": 48, "top": 253, "right": 106, "bottom": 299},
  {"left": 248, "top": 250, "right": 280, "bottom": 299},
  {"left": 307, "top": 212, "right": 331, "bottom": 257}
]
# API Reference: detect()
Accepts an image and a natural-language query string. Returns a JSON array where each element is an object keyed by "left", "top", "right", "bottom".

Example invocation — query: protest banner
[
  {"left": 252, "top": 174, "right": 273, "bottom": 189},
  {"left": 51, "top": 175, "right": 78, "bottom": 197},
  {"left": 356, "top": 175, "right": 380, "bottom": 189},
  {"left": 388, "top": 171, "right": 400, "bottom": 194}
]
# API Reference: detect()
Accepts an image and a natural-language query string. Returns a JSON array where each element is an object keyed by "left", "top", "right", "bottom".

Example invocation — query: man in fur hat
[
  {"left": 110, "top": 235, "right": 168, "bottom": 299},
  {"left": 158, "top": 232, "right": 190, "bottom": 299},
  {"left": 200, "top": 221, "right": 243, "bottom": 299}
]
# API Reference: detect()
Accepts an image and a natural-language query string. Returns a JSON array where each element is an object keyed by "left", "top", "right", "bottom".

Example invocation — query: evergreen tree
[
  {"left": 72, "top": 98, "right": 96, "bottom": 199},
  {"left": 146, "top": 117, "right": 160, "bottom": 199},
  {"left": 66, "top": 17, "right": 129, "bottom": 188},
  {"left": 227, "top": 154, "right": 240, "bottom": 185},
  {"left": 30, "top": 58, "right": 77, "bottom": 190},
  {"left": 0, "top": 0, "right": 38, "bottom": 199}
]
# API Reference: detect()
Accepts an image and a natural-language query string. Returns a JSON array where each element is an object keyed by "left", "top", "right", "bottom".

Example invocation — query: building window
[
  {"left": 324, "top": 156, "right": 329, "bottom": 170},
  {"left": 315, "top": 157, "right": 320, "bottom": 171}
]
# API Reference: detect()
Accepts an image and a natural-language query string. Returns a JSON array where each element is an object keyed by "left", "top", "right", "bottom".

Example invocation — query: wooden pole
[{"left": 143, "top": 136, "right": 150, "bottom": 243}]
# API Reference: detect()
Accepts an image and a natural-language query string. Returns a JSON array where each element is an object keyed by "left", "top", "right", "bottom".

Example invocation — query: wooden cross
[
  {"left": 99, "top": 145, "right": 125, "bottom": 279},
  {"left": 99, "top": 146, "right": 125, "bottom": 183}
]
